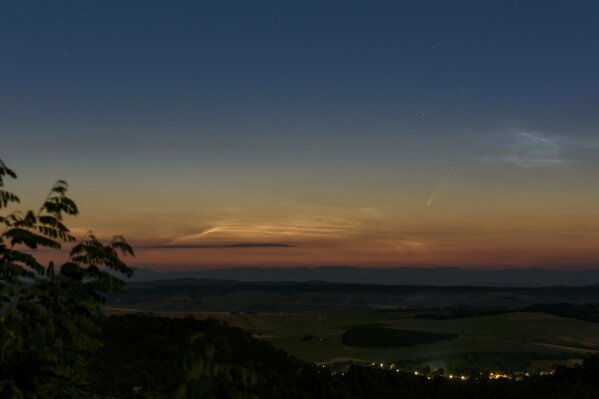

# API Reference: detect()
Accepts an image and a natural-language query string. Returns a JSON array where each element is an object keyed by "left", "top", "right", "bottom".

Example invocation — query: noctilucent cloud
[{"left": 2, "top": 1, "right": 598, "bottom": 269}]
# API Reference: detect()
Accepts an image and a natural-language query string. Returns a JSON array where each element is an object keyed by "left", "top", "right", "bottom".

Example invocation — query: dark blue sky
[
  {"left": 2, "top": 1, "right": 598, "bottom": 137},
  {"left": 1, "top": 1, "right": 598, "bottom": 268}
]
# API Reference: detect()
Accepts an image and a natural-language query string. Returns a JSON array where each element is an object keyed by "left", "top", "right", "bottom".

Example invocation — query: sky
[{"left": 1, "top": 1, "right": 599, "bottom": 270}]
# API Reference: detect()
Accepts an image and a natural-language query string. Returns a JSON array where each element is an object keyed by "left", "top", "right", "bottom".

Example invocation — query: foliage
[
  {"left": 0, "top": 159, "right": 134, "bottom": 398},
  {"left": 89, "top": 314, "right": 328, "bottom": 399},
  {"left": 553, "top": 355, "right": 599, "bottom": 387},
  {"left": 175, "top": 332, "right": 260, "bottom": 399}
]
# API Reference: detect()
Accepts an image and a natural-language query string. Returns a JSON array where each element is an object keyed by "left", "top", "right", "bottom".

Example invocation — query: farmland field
[
  {"left": 105, "top": 306, "right": 599, "bottom": 370},
  {"left": 105, "top": 281, "right": 599, "bottom": 371}
]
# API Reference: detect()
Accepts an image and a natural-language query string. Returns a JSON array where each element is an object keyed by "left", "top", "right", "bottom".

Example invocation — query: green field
[
  {"left": 342, "top": 327, "right": 457, "bottom": 348},
  {"left": 106, "top": 307, "right": 599, "bottom": 371}
]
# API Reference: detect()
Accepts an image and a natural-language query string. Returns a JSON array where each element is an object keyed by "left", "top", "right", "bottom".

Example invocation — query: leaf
[
  {"left": 1, "top": 249, "right": 44, "bottom": 274},
  {"left": 0, "top": 159, "right": 17, "bottom": 187},
  {"left": 50, "top": 180, "right": 69, "bottom": 195},
  {"left": 110, "top": 235, "right": 135, "bottom": 257},
  {"left": 42, "top": 195, "right": 79, "bottom": 217},
  {"left": 0, "top": 190, "right": 20, "bottom": 208},
  {"left": 4, "top": 227, "right": 61, "bottom": 250}
]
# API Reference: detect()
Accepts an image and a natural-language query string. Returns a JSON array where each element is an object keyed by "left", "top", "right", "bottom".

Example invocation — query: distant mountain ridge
[
  {"left": 112, "top": 277, "right": 599, "bottom": 312},
  {"left": 128, "top": 266, "right": 599, "bottom": 287}
]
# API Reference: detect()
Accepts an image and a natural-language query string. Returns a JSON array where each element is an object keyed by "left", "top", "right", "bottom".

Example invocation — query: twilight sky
[{"left": 2, "top": 1, "right": 599, "bottom": 269}]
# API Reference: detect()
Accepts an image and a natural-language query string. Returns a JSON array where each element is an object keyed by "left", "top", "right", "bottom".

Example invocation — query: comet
[{"left": 427, "top": 190, "right": 438, "bottom": 207}]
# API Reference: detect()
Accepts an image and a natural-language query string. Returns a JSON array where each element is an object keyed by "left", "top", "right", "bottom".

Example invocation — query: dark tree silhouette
[{"left": 0, "top": 159, "right": 134, "bottom": 398}]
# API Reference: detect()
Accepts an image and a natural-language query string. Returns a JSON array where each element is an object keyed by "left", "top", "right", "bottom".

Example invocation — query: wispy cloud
[
  {"left": 172, "top": 216, "right": 359, "bottom": 244},
  {"left": 503, "top": 131, "right": 564, "bottom": 167},
  {"left": 139, "top": 243, "right": 294, "bottom": 249},
  {"left": 480, "top": 131, "right": 565, "bottom": 168}
]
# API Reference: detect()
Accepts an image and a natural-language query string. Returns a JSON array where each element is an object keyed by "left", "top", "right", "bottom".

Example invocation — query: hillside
[
  {"left": 129, "top": 267, "right": 599, "bottom": 287},
  {"left": 108, "top": 279, "right": 599, "bottom": 312}
]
